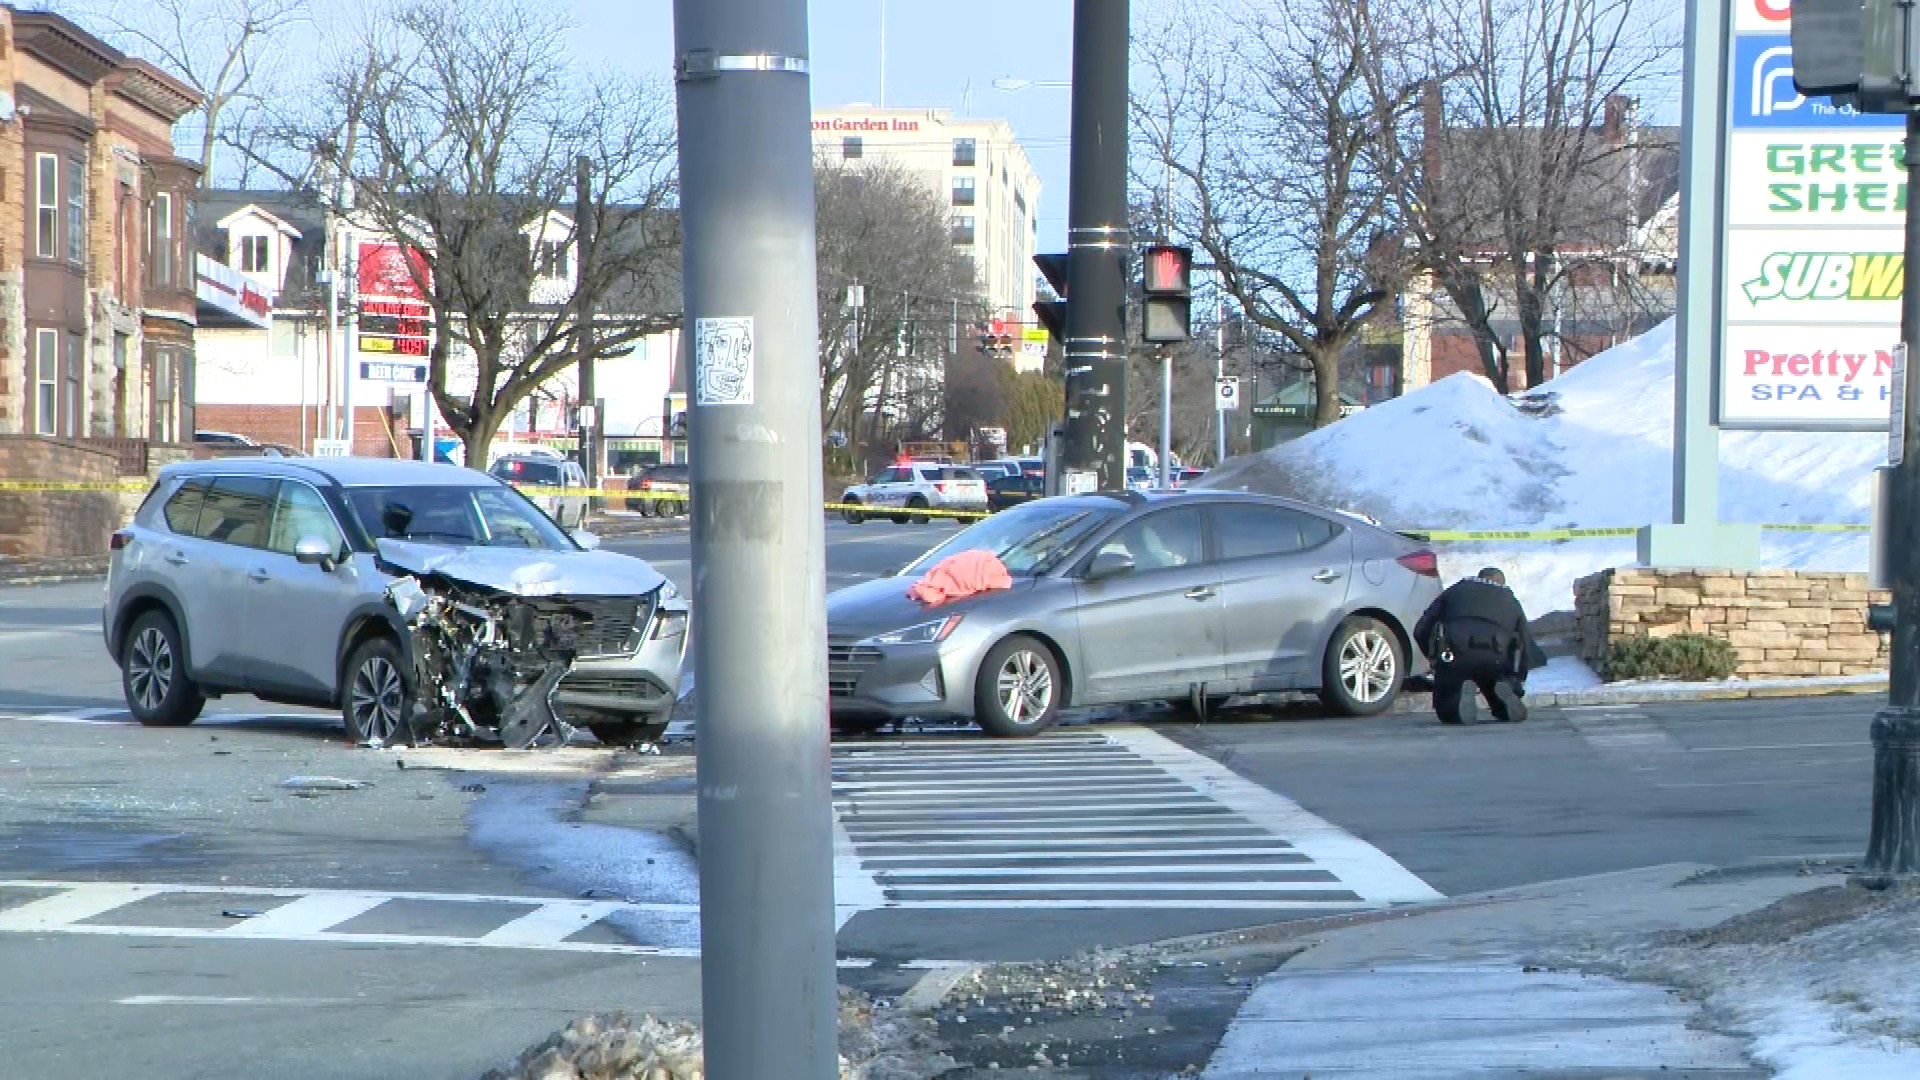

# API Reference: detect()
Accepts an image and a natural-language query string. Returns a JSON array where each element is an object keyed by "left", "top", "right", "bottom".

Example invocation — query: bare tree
[
  {"left": 814, "top": 158, "right": 982, "bottom": 470},
  {"left": 63, "top": 0, "right": 307, "bottom": 184},
  {"left": 1395, "top": 0, "right": 1679, "bottom": 388},
  {"left": 267, "top": 0, "right": 679, "bottom": 464},
  {"left": 1134, "top": 0, "right": 1425, "bottom": 430}
]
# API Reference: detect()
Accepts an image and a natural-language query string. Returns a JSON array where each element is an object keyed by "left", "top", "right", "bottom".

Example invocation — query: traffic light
[
  {"left": 1032, "top": 253, "right": 1068, "bottom": 339},
  {"left": 1141, "top": 244, "right": 1193, "bottom": 343},
  {"left": 1792, "top": 0, "right": 1906, "bottom": 112}
]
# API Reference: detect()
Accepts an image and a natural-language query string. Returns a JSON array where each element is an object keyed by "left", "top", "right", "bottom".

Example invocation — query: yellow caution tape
[{"left": 0, "top": 479, "right": 149, "bottom": 492}]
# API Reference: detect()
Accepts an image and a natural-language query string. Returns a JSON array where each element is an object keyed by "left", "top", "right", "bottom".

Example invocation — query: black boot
[{"left": 1491, "top": 681, "right": 1528, "bottom": 723}]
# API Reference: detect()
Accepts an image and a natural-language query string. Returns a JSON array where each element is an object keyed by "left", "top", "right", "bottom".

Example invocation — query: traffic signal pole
[
  {"left": 1860, "top": 106, "right": 1920, "bottom": 885},
  {"left": 669, "top": 0, "right": 839, "bottom": 1074},
  {"left": 1061, "top": 0, "right": 1131, "bottom": 492}
]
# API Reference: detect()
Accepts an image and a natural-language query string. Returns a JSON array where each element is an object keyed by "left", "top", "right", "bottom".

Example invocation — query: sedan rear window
[{"left": 1212, "top": 504, "right": 1340, "bottom": 559}]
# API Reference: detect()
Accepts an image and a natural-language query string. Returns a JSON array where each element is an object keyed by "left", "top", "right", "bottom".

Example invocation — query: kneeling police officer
[{"left": 1413, "top": 566, "right": 1546, "bottom": 725}]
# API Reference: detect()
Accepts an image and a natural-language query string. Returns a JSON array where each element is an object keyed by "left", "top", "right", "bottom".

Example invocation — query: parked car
[
  {"left": 1125, "top": 466, "right": 1154, "bottom": 492},
  {"left": 194, "top": 430, "right": 258, "bottom": 446},
  {"left": 103, "top": 457, "right": 687, "bottom": 747},
  {"left": 630, "top": 463, "right": 691, "bottom": 518},
  {"left": 987, "top": 472, "right": 1046, "bottom": 512},
  {"left": 490, "top": 454, "right": 589, "bottom": 529},
  {"left": 1176, "top": 467, "right": 1208, "bottom": 487},
  {"left": 971, "top": 462, "right": 1015, "bottom": 481},
  {"left": 826, "top": 491, "right": 1441, "bottom": 737},
  {"left": 840, "top": 463, "right": 989, "bottom": 524}
]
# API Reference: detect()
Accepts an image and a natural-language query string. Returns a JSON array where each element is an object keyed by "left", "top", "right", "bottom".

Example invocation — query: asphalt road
[{"left": 0, "top": 520, "right": 1883, "bottom": 1076}]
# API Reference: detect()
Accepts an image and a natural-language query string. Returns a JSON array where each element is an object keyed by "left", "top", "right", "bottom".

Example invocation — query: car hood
[
  {"left": 826, "top": 574, "right": 1043, "bottom": 640},
  {"left": 374, "top": 538, "right": 666, "bottom": 598}
]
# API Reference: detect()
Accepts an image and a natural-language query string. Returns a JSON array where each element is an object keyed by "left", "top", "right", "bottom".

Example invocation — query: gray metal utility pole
[
  {"left": 1060, "top": 0, "right": 1131, "bottom": 492},
  {"left": 1158, "top": 350, "right": 1172, "bottom": 488},
  {"left": 574, "top": 154, "right": 598, "bottom": 491},
  {"left": 1859, "top": 108, "right": 1920, "bottom": 885},
  {"left": 670, "top": 0, "right": 838, "bottom": 1075}
]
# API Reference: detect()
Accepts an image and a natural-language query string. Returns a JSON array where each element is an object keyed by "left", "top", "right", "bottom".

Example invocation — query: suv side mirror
[
  {"left": 572, "top": 529, "right": 602, "bottom": 551},
  {"left": 1086, "top": 549, "right": 1135, "bottom": 581},
  {"left": 293, "top": 536, "right": 338, "bottom": 571}
]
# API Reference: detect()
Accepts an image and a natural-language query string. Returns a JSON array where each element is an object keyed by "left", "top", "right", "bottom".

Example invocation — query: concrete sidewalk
[{"left": 1199, "top": 862, "right": 1920, "bottom": 1079}]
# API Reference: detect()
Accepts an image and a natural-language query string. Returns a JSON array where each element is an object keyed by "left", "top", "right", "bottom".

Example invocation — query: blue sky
[{"left": 566, "top": 0, "right": 1079, "bottom": 250}]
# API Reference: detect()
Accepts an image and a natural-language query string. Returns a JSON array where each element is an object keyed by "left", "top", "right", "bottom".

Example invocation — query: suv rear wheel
[
  {"left": 841, "top": 498, "right": 865, "bottom": 525},
  {"left": 122, "top": 610, "right": 205, "bottom": 727},
  {"left": 343, "top": 637, "right": 411, "bottom": 745},
  {"left": 907, "top": 497, "right": 932, "bottom": 525}
]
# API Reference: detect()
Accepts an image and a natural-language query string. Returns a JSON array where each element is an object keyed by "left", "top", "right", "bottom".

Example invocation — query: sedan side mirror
[
  {"left": 1086, "top": 550, "right": 1136, "bottom": 581},
  {"left": 293, "top": 536, "right": 338, "bottom": 571},
  {"left": 572, "top": 529, "right": 602, "bottom": 551}
]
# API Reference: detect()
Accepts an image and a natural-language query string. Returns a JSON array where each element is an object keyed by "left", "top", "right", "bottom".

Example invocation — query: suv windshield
[
  {"left": 903, "top": 500, "right": 1119, "bottom": 578},
  {"left": 491, "top": 458, "right": 564, "bottom": 485},
  {"left": 345, "top": 484, "right": 576, "bottom": 550}
]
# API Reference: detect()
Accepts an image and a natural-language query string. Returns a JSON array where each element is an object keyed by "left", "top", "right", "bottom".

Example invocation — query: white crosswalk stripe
[{"left": 831, "top": 725, "right": 1442, "bottom": 914}]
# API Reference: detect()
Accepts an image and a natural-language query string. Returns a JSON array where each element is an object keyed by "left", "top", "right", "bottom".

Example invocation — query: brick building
[{"left": 0, "top": 8, "right": 205, "bottom": 441}]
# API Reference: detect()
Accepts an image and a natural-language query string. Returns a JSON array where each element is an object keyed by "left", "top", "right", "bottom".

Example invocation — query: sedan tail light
[
  {"left": 1396, "top": 550, "right": 1439, "bottom": 578},
  {"left": 110, "top": 529, "right": 133, "bottom": 551}
]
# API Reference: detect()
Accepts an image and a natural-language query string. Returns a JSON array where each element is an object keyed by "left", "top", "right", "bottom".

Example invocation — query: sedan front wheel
[{"left": 974, "top": 634, "right": 1061, "bottom": 738}]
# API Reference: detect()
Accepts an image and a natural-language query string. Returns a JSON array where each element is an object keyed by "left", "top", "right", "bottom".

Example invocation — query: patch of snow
[
  {"left": 1205, "top": 318, "right": 1884, "bottom": 617},
  {"left": 1525, "top": 656, "right": 1603, "bottom": 693}
]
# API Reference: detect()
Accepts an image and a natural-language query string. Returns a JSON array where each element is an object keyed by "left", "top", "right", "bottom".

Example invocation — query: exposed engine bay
[{"left": 373, "top": 539, "right": 678, "bottom": 750}]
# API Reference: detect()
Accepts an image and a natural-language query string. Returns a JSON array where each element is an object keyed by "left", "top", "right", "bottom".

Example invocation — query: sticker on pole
[
  {"left": 694, "top": 317, "right": 755, "bottom": 407},
  {"left": 1891, "top": 343, "right": 1907, "bottom": 466},
  {"left": 1215, "top": 376, "right": 1241, "bottom": 411}
]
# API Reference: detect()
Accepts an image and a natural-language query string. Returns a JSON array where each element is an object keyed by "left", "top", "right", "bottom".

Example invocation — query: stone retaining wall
[
  {"left": 1574, "top": 568, "right": 1890, "bottom": 679},
  {"left": 0, "top": 436, "right": 121, "bottom": 558}
]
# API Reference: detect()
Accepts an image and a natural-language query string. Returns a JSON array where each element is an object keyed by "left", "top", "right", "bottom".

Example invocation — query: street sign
[
  {"left": 1215, "top": 376, "right": 1241, "bottom": 411},
  {"left": 311, "top": 439, "right": 351, "bottom": 457},
  {"left": 1891, "top": 343, "right": 1907, "bottom": 465},
  {"left": 1064, "top": 469, "right": 1098, "bottom": 494}
]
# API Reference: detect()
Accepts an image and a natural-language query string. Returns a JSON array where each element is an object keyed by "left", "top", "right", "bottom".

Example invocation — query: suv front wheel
[
  {"left": 343, "top": 637, "right": 411, "bottom": 746},
  {"left": 122, "top": 610, "right": 206, "bottom": 727}
]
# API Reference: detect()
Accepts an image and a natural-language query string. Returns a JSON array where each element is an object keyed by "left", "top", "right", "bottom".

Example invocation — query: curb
[
  {"left": 1526, "top": 675, "right": 1887, "bottom": 707},
  {"left": 0, "top": 558, "right": 110, "bottom": 588}
]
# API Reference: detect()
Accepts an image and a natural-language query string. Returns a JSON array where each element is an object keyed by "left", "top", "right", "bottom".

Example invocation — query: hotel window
[
  {"left": 842, "top": 136, "right": 863, "bottom": 160},
  {"left": 952, "top": 138, "right": 976, "bottom": 167},
  {"left": 67, "top": 158, "right": 85, "bottom": 264},
  {"left": 240, "top": 234, "right": 271, "bottom": 274},
  {"left": 35, "top": 155, "right": 57, "bottom": 258},
  {"left": 952, "top": 176, "right": 975, "bottom": 207},
  {"left": 34, "top": 329, "right": 57, "bottom": 435}
]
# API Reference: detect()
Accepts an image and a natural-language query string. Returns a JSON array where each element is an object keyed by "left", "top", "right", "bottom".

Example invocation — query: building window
[
  {"left": 239, "top": 234, "right": 270, "bottom": 274},
  {"left": 154, "top": 349, "right": 176, "bottom": 443},
  {"left": 34, "top": 329, "right": 57, "bottom": 435},
  {"left": 951, "top": 215, "right": 976, "bottom": 246},
  {"left": 65, "top": 334, "right": 82, "bottom": 435},
  {"left": 952, "top": 176, "right": 976, "bottom": 207},
  {"left": 35, "top": 155, "right": 56, "bottom": 259},
  {"left": 149, "top": 192, "right": 174, "bottom": 288},
  {"left": 67, "top": 158, "right": 85, "bottom": 264},
  {"left": 953, "top": 138, "right": 976, "bottom": 167},
  {"left": 535, "top": 239, "right": 569, "bottom": 278},
  {"left": 842, "top": 136, "right": 863, "bottom": 160}
]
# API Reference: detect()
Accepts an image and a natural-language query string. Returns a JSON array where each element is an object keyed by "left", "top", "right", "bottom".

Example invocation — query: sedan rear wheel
[
  {"left": 975, "top": 634, "right": 1061, "bottom": 738},
  {"left": 1319, "top": 615, "right": 1404, "bottom": 717}
]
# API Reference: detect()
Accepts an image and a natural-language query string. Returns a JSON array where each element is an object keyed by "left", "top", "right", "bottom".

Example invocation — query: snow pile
[{"left": 1202, "top": 320, "right": 1887, "bottom": 615}]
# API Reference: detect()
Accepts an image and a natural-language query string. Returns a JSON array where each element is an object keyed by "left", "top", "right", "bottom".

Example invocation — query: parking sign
[{"left": 1215, "top": 377, "right": 1241, "bottom": 411}]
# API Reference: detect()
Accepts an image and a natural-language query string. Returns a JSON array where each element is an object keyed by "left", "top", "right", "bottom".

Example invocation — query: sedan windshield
[
  {"left": 345, "top": 484, "right": 576, "bottom": 550},
  {"left": 903, "top": 501, "right": 1119, "bottom": 577}
]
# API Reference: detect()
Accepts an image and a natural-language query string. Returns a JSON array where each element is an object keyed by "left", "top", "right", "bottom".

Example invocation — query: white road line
[
  {"left": 873, "top": 863, "right": 1331, "bottom": 879},
  {"left": 1684, "top": 741, "right": 1869, "bottom": 752},
  {"left": 33, "top": 708, "right": 130, "bottom": 725},
  {"left": 38, "top": 921, "right": 704, "bottom": 956},
  {"left": 882, "top": 880, "right": 1362, "bottom": 894},
  {"left": 860, "top": 848, "right": 1304, "bottom": 862},
  {"left": 838, "top": 790, "right": 1208, "bottom": 806},
  {"left": 884, "top": 899, "right": 1371, "bottom": 911},
  {"left": 478, "top": 901, "right": 627, "bottom": 947},
  {"left": 832, "top": 808, "right": 886, "bottom": 929},
  {"left": 118, "top": 995, "right": 354, "bottom": 1007},
  {"left": 835, "top": 773, "right": 1169, "bottom": 789},
  {"left": 1100, "top": 726, "right": 1443, "bottom": 904},
  {"left": 221, "top": 893, "right": 390, "bottom": 938},
  {"left": 843, "top": 821, "right": 1261, "bottom": 837},
  {"left": 0, "top": 882, "right": 156, "bottom": 930}
]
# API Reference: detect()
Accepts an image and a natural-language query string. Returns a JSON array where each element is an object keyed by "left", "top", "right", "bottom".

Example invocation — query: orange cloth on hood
[{"left": 907, "top": 549, "right": 1013, "bottom": 606}]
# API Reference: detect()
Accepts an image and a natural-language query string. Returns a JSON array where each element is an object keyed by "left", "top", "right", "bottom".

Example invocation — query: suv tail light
[
  {"left": 936, "top": 482, "right": 949, "bottom": 494},
  {"left": 1396, "top": 550, "right": 1439, "bottom": 578},
  {"left": 639, "top": 477, "right": 653, "bottom": 490},
  {"left": 110, "top": 529, "right": 133, "bottom": 551}
]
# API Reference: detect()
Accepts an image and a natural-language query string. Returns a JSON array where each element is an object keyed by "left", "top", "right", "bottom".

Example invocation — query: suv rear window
[
  {"left": 493, "top": 459, "right": 563, "bottom": 485},
  {"left": 943, "top": 468, "right": 980, "bottom": 482},
  {"left": 162, "top": 478, "right": 208, "bottom": 534}
]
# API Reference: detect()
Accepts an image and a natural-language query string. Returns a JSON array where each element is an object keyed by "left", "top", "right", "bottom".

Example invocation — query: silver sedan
[{"left": 825, "top": 490, "right": 1443, "bottom": 737}]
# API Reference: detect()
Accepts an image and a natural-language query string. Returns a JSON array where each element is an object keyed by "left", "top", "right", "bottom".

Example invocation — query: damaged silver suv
[{"left": 103, "top": 457, "right": 688, "bottom": 747}]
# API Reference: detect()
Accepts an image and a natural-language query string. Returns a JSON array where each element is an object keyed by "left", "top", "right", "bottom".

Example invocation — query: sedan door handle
[
  {"left": 1184, "top": 586, "right": 1217, "bottom": 601},
  {"left": 1312, "top": 569, "right": 1343, "bottom": 583}
]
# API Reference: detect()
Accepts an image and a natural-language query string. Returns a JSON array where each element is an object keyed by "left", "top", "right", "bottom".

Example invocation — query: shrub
[{"left": 1605, "top": 632, "right": 1739, "bottom": 682}]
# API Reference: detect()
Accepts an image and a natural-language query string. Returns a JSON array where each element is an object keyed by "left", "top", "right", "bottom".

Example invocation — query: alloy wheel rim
[
  {"left": 128, "top": 627, "right": 173, "bottom": 712},
  {"left": 997, "top": 650, "right": 1053, "bottom": 725},
  {"left": 1339, "top": 630, "right": 1396, "bottom": 703},
  {"left": 351, "top": 656, "right": 405, "bottom": 742}
]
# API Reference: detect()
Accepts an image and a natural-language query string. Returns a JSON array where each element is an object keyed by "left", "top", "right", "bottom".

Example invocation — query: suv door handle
[
  {"left": 1313, "top": 569, "right": 1343, "bottom": 583},
  {"left": 165, "top": 551, "right": 189, "bottom": 566},
  {"left": 1184, "top": 586, "right": 1217, "bottom": 601},
  {"left": 249, "top": 568, "right": 271, "bottom": 583}
]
